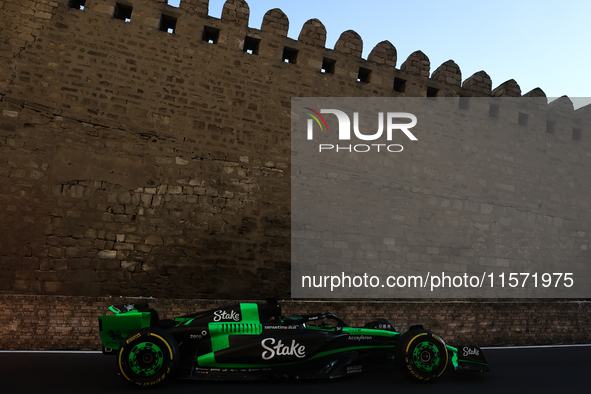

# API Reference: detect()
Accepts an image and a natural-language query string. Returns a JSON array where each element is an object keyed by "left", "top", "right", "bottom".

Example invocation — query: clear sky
[{"left": 168, "top": 0, "right": 590, "bottom": 109}]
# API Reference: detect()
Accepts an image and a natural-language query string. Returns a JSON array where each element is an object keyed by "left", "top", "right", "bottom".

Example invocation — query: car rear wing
[{"left": 98, "top": 303, "right": 157, "bottom": 354}]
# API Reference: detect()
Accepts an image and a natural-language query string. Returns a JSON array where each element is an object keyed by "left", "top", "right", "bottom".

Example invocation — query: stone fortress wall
[{"left": 0, "top": 0, "right": 590, "bottom": 348}]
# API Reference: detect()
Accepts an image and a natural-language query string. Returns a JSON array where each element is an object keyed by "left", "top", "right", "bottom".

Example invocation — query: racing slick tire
[
  {"left": 395, "top": 329, "right": 448, "bottom": 382},
  {"left": 117, "top": 327, "right": 179, "bottom": 387}
]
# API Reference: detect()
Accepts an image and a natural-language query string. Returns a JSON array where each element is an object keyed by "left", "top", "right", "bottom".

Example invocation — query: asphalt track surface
[{"left": 1, "top": 346, "right": 589, "bottom": 393}]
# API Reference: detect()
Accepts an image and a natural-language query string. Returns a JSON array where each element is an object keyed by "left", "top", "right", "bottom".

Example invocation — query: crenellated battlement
[
  {"left": 26, "top": 0, "right": 585, "bottom": 129},
  {"left": 1, "top": 0, "right": 589, "bottom": 138}
]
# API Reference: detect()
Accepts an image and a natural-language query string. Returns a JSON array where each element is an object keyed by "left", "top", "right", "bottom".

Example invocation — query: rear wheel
[
  {"left": 395, "top": 329, "right": 448, "bottom": 382},
  {"left": 117, "top": 327, "right": 179, "bottom": 387}
]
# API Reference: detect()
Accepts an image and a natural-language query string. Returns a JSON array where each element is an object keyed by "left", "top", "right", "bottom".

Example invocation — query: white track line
[
  {"left": 0, "top": 350, "right": 102, "bottom": 354},
  {"left": 481, "top": 344, "right": 591, "bottom": 350}
]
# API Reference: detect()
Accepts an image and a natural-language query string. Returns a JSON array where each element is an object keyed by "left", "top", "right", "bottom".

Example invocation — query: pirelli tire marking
[
  {"left": 396, "top": 330, "right": 449, "bottom": 382},
  {"left": 118, "top": 328, "right": 179, "bottom": 387}
]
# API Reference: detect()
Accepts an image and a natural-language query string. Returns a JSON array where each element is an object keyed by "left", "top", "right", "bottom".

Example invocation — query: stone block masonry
[
  {"left": 1, "top": 295, "right": 590, "bottom": 349},
  {"left": 0, "top": 0, "right": 590, "bottom": 347}
]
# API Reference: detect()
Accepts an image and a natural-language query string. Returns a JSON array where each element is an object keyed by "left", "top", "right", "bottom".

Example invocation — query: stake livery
[{"left": 98, "top": 301, "right": 489, "bottom": 387}]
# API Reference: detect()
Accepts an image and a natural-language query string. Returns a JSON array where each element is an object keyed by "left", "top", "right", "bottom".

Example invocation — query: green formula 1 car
[{"left": 98, "top": 300, "right": 488, "bottom": 387}]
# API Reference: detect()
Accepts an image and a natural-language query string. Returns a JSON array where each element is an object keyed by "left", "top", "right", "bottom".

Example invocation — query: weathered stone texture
[
  {"left": 0, "top": 0, "right": 590, "bottom": 313},
  {"left": 548, "top": 95, "right": 575, "bottom": 116},
  {"left": 179, "top": 0, "right": 209, "bottom": 15},
  {"left": 298, "top": 18, "right": 326, "bottom": 47},
  {"left": 462, "top": 70, "right": 492, "bottom": 95},
  {"left": 492, "top": 79, "right": 521, "bottom": 97},
  {"left": 523, "top": 87, "right": 546, "bottom": 98},
  {"left": 261, "top": 8, "right": 288, "bottom": 36},
  {"left": 367, "top": 40, "right": 397, "bottom": 67},
  {"left": 431, "top": 60, "right": 461, "bottom": 86},
  {"left": 221, "top": 0, "right": 249, "bottom": 26},
  {"left": 1, "top": 295, "right": 590, "bottom": 350},
  {"left": 334, "top": 30, "right": 363, "bottom": 57},
  {"left": 400, "top": 50, "right": 430, "bottom": 78}
]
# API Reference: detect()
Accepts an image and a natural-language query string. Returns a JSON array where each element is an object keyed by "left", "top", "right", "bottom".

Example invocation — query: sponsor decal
[
  {"left": 348, "top": 335, "right": 373, "bottom": 341},
  {"left": 263, "top": 325, "right": 299, "bottom": 330},
  {"left": 463, "top": 347, "right": 480, "bottom": 357},
  {"left": 347, "top": 365, "right": 363, "bottom": 374},
  {"left": 108, "top": 330, "right": 124, "bottom": 340},
  {"left": 261, "top": 338, "right": 306, "bottom": 360},
  {"left": 213, "top": 310, "right": 240, "bottom": 322},
  {"left": 190, "top": 330, "right": 208, "bottom": 339}
]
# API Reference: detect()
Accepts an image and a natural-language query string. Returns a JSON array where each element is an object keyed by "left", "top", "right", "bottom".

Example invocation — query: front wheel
[
  {"left": 395, "top": 329, "right": 448, "bottom": 382},
  {"left": 117, "top": 327, "right": 179, "bottom": 387}
]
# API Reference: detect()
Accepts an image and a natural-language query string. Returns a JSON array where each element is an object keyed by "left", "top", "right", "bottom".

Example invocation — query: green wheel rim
[
  {"left": 411, "top": 340, "right": 441, "bottom": 372},
  {"left": 128, "top": 342, "right": 164, "bottom": 377}
]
